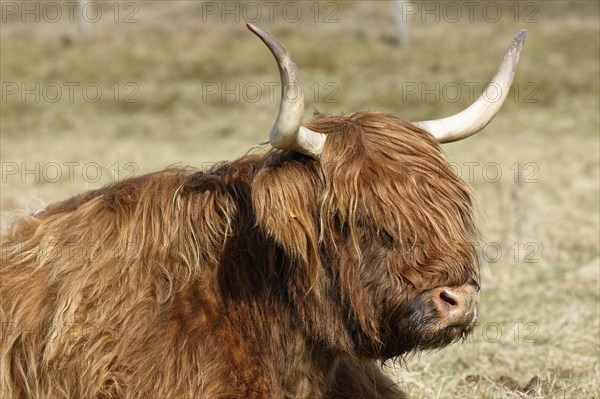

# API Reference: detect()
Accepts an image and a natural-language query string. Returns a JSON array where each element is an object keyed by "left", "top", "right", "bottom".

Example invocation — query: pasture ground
[{"left": 1, "top": 1, "right": 598, "bottom": 398}]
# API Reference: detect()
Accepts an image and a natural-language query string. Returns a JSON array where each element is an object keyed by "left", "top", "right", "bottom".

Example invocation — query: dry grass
[{"left": 1, "top": 1, "right": 598, "bottom": 398}]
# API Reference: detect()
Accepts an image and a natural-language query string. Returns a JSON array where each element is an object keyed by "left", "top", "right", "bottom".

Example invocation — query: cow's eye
[
  {"left": 468, "top": 278, "right": 480, "bottom": 292},
  {"left": 380, "top": 230, "right": 395, "bottom": 247}
]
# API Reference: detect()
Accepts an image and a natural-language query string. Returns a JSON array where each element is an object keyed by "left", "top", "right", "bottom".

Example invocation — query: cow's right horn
[
  {"left": 413, "top": 29, "right": 527, "bottom": 143},
  {"left": 247, "top": 23, "right": 326, "bottom": 159}
]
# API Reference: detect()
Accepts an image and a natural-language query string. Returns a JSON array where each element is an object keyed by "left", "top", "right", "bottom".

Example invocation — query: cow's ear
[{"left": 252, "top": 156, "right": 321, "bottom": 284}]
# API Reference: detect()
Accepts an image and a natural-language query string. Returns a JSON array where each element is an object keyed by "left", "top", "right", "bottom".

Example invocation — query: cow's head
[{"left": 247, "top": 24, "right": 525, "bottom": 357}]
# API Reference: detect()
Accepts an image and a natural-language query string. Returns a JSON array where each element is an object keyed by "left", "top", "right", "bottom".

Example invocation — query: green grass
[{"left": 1, "top": 1, "right": 599, "bottom": 397}]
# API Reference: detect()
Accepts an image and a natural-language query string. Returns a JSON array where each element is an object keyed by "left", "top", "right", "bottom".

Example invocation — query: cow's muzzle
[
  {"left": 407, "top": 279, "right": 480, "bottom": 350},
  {"left": 432, "top": 280, "right": 479, "bottom": 329}
]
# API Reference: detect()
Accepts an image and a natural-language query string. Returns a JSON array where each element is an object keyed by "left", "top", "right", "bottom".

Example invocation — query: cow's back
[{"left": 0, "top": 167, "right": 247, "bottom": 398}]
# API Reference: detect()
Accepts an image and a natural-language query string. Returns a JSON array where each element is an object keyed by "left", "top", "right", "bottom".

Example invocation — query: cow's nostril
[
  {"left": 433, "top": 286, "right": 477, "bottom": 327},
  {"left": 439, "top": 290, "right": 458, "bottom": 307}
]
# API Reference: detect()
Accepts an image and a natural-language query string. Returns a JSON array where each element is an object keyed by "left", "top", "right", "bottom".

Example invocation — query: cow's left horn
[
  {"left": 413, "top": 29, "right": 527, "bottom": 143},
  {"left": 247, "top": 23, "right": 326, "bottom": 158}
]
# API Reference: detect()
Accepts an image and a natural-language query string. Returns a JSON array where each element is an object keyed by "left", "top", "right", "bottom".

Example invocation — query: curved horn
[
  {"left": 247, "top": 23, "right": 326, "bottom": 158},
  {"left": 413, "top": 29, "right": 527, "bottom": 143}
]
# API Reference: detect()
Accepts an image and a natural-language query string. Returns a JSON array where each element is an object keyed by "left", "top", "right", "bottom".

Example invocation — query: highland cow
[{"left": 0, "top": 24, "right": 525, "bottom": 398}]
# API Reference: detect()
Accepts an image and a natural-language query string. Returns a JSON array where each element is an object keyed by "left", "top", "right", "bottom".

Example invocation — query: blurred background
[{"left": 1, "top": 1, "right": 598, "bottom": 397}]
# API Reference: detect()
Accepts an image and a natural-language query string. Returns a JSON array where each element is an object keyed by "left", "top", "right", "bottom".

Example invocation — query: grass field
[{"left": 1, "top": 1, "right": 599, "bottom": 397}]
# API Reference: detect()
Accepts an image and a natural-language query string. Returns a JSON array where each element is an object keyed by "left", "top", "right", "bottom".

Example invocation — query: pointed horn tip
[
  {"left": 510, "top": 29, "right": 527, "bottom": 51},
  {"left": 246, "top": 23, "right": 281, "bottom": 53},
  {"left": 246, "top": 22, "right": 260, "bottom": 35},
  {"left": 502, "top": 28, "right": 527, "bottom": 66},
  {"left": 247, "top": 22, "right": 268, "bottom": 40}
]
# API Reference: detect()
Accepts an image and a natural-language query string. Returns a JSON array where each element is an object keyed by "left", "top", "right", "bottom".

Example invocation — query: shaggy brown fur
[{"left": 0, "top": 112, "right": 478, "bottom": 398}]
